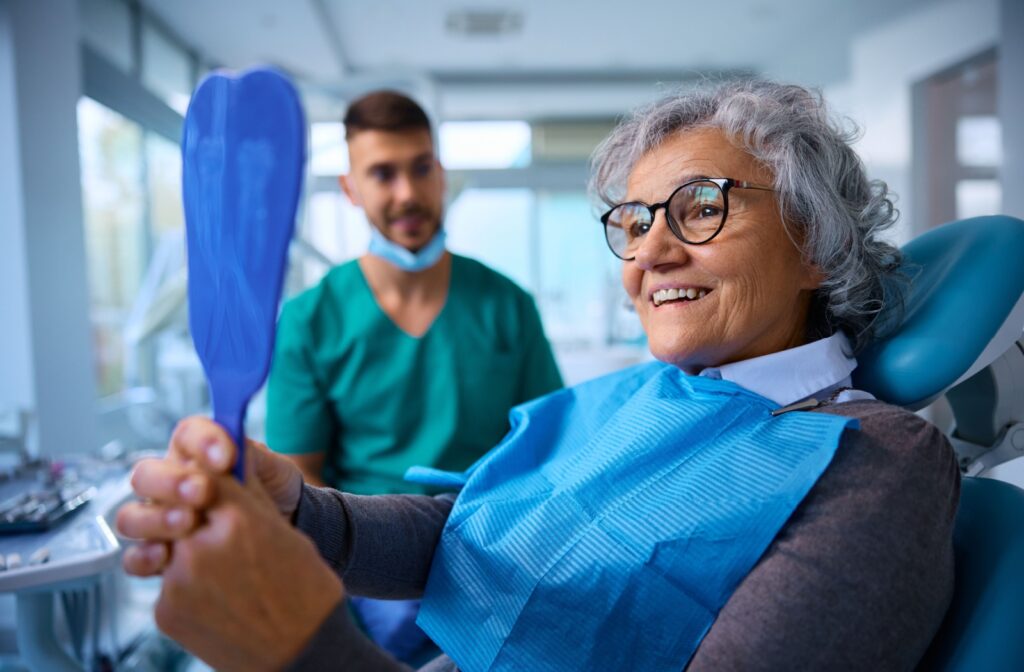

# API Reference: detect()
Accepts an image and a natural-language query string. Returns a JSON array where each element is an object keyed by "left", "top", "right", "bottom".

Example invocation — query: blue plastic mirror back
[
  {"left": 182, "top": 68, "right": 306, "bottom": 479},
  {"left": 854, "top": 216, "right": 1024, "bottom": 409}
]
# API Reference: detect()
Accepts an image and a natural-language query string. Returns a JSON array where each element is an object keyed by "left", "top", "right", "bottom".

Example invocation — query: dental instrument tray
[{"left": 0, "top": 481, "right": 96, "bottom": 535}]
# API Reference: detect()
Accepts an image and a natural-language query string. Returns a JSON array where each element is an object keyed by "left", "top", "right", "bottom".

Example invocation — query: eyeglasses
[{"left": 600, "top": 177, "right": 774, "bottom": 260}]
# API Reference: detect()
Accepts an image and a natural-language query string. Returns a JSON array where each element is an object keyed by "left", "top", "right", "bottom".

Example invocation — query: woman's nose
[{"left": 632, "top": 212, "right": 689, "bottom": 270}]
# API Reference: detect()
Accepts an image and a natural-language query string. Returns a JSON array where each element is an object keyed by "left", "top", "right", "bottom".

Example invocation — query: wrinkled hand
[
  {"left": 117, "top": 416, "right": 303, "bottom": 575},
  {"left": 116, "top": 416, "right": 343, "bottom": 670},
  {"left": 154, "top": 464, "right": 343, "bottom": 671}
]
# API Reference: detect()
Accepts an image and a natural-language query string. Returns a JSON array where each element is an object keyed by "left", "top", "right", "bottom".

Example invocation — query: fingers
[
  {"left": 123, "top": 542, "right": 170, "bottom": 577},
  {"left": 120, "top": 417, "right": 246, "bottom": 583},
  {"left": 246, "top": 440, "right": 303, "bottom": 516},
  {"left": 130, "top": 458, "right": 214, "bottom": 507},
  {"left": 117, "top": 501, "right": 200, "bottom": 541},
  {"left": 169, "top": 417, "right": 237, "bottom": 474},
  {"left": 210, "top": 468, "right": 255, "bottom": 507}
]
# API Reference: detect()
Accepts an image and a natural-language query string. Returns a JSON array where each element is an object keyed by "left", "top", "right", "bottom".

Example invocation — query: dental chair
[{"left": 852, "top": 215, "right": 1024, "bottom": 670}]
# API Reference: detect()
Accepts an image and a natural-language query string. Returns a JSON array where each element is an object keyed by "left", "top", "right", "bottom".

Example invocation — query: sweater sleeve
[
  {"left": 688, "top": 400, "right": 960, "bottom": 671},
  {"left": 293, "top": 485, "right": 456, "bottom": 598},
  {"left": 284, "top": 602, "right": 413, "bottom": 672}
]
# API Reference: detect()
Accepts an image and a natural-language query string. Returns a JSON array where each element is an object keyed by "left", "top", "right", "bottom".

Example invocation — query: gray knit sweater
[{"left": 286, "top": 400, "right": 960, "bottom": 671}]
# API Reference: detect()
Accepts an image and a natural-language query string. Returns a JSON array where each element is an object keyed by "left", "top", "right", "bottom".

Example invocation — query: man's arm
[
  {"left": 688, "top": 401, "right": 960, "bottom": 671},
  {"left": 266, "top": 300, "right": 338, "bottom": 471}
]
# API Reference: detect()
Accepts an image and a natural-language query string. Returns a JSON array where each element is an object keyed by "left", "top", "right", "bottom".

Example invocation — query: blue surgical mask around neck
[{"left": 368, "top": 225, "right": 447, "bottom": 272}]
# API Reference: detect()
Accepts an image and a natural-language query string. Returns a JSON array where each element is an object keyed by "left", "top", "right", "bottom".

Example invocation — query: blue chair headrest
[{"left": 853, "top": 216, "right": 1024, "bottom": 409}]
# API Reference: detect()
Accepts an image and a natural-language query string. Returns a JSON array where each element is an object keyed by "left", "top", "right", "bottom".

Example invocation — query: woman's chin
[{"left": 649, "top": 344, "right": 710, "bottom": 374}]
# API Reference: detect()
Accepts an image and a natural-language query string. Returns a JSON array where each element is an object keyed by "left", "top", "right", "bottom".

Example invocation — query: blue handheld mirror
[{"left": 182, "top": 68, "right": 305, "bottom": 480}]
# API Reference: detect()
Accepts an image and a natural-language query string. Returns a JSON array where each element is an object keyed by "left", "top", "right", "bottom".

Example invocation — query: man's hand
[
  {"left": 117, "top": 416, "right": 304, "bottom": 576},
  {"left": 154, "top": 463, "right": 344, "bottom": 671}
]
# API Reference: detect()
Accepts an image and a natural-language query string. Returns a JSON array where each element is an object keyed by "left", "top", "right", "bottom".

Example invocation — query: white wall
[
  {"left": 0, "top": 3, "right": 35, "bottom": 413},
  {"left": 825, "top": 0, "right": 1000, "bottom": 244},
  {"left": 999, "top": 0, "right": 1024, "bottom": 219},
  {"left": 0, "top": 0, "right": 98, "bottom": 455}
]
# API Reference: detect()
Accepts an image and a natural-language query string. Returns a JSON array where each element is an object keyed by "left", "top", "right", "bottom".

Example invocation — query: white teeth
[{"left": 652, "top": 287, "right": 709, "bottom": 306}]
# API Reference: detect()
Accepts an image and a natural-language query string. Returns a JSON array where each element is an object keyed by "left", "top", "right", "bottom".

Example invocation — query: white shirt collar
[{"left": 697, "top": 332, "right": 870, "bottom": 407}]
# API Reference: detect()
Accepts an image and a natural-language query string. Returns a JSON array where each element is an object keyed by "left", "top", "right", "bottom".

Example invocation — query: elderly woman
[{"left": 118, "top": 79, "right": 958, "bottom": 672}]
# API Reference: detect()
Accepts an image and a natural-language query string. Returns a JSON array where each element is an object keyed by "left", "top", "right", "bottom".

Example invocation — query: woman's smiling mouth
[{"left": 651, "top": 287, "right": 711, "bottom": 307}]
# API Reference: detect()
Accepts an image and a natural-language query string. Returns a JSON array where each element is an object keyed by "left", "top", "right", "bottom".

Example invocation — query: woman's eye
[
  {"left": 697, "top": 204, "right": 722, "bottom": 218},
  {"left": 629, "top": 221, "right": 651, "bottom": 238}
]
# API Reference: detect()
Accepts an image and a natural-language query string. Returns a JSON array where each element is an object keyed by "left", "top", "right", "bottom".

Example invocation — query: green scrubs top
[{"left": 266, "top": 254, "right": 563, "bottom": 495}]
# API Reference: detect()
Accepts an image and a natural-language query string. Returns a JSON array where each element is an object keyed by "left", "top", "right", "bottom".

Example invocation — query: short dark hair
[{"left": 343, "top": 90, "right": 432, "bottom": 140}]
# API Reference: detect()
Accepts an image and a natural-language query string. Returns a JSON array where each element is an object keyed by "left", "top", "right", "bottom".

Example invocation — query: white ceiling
[{"left": 140, "top": 0, "right": 944, "bottom": 121}]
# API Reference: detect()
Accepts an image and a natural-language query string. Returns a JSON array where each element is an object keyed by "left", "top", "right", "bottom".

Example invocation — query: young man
[{"left": 264, "top": 91, "right": 562, "bottom": 662}]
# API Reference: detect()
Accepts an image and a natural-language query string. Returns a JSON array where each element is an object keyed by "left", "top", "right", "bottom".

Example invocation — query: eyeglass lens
[{"left": 605, "top": 180, "right": 726, "bottom": 258}]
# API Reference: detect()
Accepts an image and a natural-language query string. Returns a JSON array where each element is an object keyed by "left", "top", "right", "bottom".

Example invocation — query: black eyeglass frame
[{"left": 600, "top": 177, "right": 775, "bottom": 260}]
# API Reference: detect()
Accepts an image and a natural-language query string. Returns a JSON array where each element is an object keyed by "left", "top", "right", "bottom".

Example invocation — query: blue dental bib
[{"left": 407, "top": 362, "right": 858, "bottom": 671}]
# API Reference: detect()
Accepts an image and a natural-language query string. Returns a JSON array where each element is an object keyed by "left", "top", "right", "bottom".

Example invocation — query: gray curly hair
[{"left": 589, "top": 79, "right": 906, "bottom": 352}]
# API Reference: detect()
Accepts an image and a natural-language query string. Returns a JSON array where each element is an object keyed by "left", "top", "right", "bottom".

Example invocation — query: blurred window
[
  {"left": 536, "top": 191, "right": 621, "bottom": 346},
  {"left": 444, "top": 188, "right": 641, "bottom": 349},
  {"left": 305, "top": 192, "right": 346, "bottom": 264},
  {"left": 440, "top": 121, "right": 531, "bottom": 169},
  {"left": 79, "top": 0, "right": 134, "bottom": 75},
  {"left": 956, "top": 179, "right": 1002, "bottom": 219},
  {"left": 141, "top": 22, "right": 193, "bottom": 114},
  {"left": 77, "top": 97, "right": 189, "bottom": 398},
  {"left": 77, "top": 97, "right": 146, "bottom": 396},
  {"left": 914, "top": 50, "right": 999, "bottom": 231},
  {"left": 956, "top": 116, "right": 1002, "bottom": 167},
  {"left": 310, "top": 122, "right": 349, "bottom": 176},
  {"left": 145, "top": 133, "right": 184, "bottom": 237},
  {"left": 446, "top": 188, "right": 533, "bottom": 290}
]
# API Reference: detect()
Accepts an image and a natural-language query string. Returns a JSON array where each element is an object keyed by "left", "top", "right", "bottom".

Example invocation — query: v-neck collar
[{"left": 354, "top": 255, "right": 455, "bottom": 340}]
